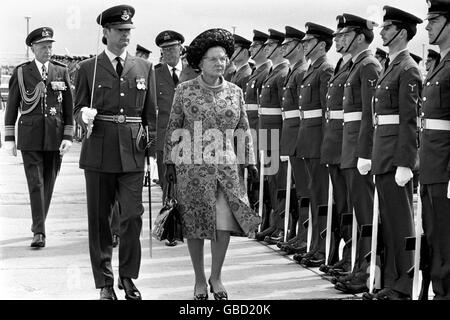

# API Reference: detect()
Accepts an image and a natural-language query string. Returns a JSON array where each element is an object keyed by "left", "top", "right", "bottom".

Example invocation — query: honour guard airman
[
  {"left": 276, "top": 26, "right": 310, "bottom": 254},
  {"left": 230, "top": 34, "right": 252, "bottom": 90},
  {"left": 73, "top": 4, "right": 157, "bottom": 300},
  {"left": 318, "top": 15, "right": 353, "bottom": 276},
  {"left": 255, "top": 29, "right": 290, "bottom": 242},
  {"left": 332, "top": 13, "right": 381, "bottom": 294},
  {"left": 419, "top": 0, "right": 450, "bottom": 300},
  {"left": 363, "top": 6, "right": 423, "bottom": 300},
  {"left": 4, "top": 27, "right": 74, "bottom": 248},
  {"left": 294, "top": 22, "right": 334, "bottom": 268}
]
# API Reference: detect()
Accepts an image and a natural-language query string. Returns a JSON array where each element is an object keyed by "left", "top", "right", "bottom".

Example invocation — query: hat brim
[
  {"left": 159, "top": 40, "right": 181, "bottom": 48},
  {"left": 302, "top": 34, "right": 317, "bottom": 41},
  {"left": 107, "top": 23, "right": 135, "bottom": 29},
  {"left": 32, "top": 38, "right": 55, "bottom": 45},
  {"left": 425, "top": 12, "right": 445, "bottom": 20}
]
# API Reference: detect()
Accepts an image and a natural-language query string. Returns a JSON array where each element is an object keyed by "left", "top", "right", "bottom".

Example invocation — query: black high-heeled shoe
[
  {"left": 193, "top": 284, "right": 208, "bottom": 300},
  {"left": 208, "top": 279, "right": 228, "bottom": 300}
]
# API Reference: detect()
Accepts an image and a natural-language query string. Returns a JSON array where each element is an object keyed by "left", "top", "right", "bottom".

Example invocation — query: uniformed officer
[
  {"left": 136, "top": 44, "right": 151, "bottom": 60},
  {"left": 294, "top": 22, "right": 334, "bottom": 268},
  {"left": 425, "top": 48, "right": 440, "bottom": 72},
  {"left": 4, "top": 27, "right": 73, "bottom": 248},
  {"left": 363, "top": 6, "right": 423, "bottom": 300},
  {"left": 230, "top": 34, "right": 252, "bottom": 90},
  {"left": 255, "top": 29, "right": 290, "bottom": 242},
  {"left": 243, "top": 30, "right": 271, "bottom": 214},
  {"left": 420, "top": 0, "right": 450, "bottom": 300},
  {"left": 73, "top": 4, "right": 157, "bottom": 300},
  {"left": 277, "top": 26, "right": 310, "bottom": 254},
  {"left": 319, "top": 15, "right": 353, "bottom": 275},
  {"left": 332, "top": 13, "right": 381, "bottom": 294},
  {"left": 154, "top": 30, "right": 185, "bottom": 218}
]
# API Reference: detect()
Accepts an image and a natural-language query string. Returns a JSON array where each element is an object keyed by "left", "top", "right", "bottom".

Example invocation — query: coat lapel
[
  {"left": 121, "top": 53, "right": 136, "bottom": 78},
  {"left": 97, "top": 51, "right": 117, "bottom": 78},
  {"left": 27, "top": 61, "right": 43, "bottom": 83},
  {"left": 47, "top": 62, "right": 55, "bottom": 82},
  {"left": 161, "top": 63, "right": 175, "bottom": 86},
  {"left": 426, "top": 51, "right": 450, "bottom": 81},
  {"left": 377, "top": 51, "right": 407, "bottom": 84},
  {"left": 302, "top": 55, "right": 326, "bottom": 82},
  {"left": 330, "top": 57, "right": 351, "bottom": 82}
]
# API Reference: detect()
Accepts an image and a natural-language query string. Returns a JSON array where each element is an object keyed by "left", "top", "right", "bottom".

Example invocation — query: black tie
[
  {"left": 334, "top": 58, "right": 343, "bottom": 75},
  {"left": 348, "top": 60, "right": 354, "bottom": 70},
  {"left": 41, "top": 64, "right": 48, "bottom": 81},
  {"left": 116, "top": 57, "right": 123, "bottom": 77},
  {"left": 384, "top": 57, "right": 390, "bottom": 71},
  {"left": 172, "top": 67, "right": 179, "bottom": 85}
]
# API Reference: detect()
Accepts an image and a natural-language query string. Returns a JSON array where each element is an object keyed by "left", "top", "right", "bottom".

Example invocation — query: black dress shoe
[
  {"left": 100, "top": 286, "right": 117, "bottom": 300},
  {"left": 264, "top": 235, "right": 283, "bottom": 245},
  {"left": 319, "top": 264, "right": 331, "bottom": 273},
  {"left": 331, "top": 272, "right": 355, "bottom": 284},
  {"left": 208, "top": 279, "right": 228, "bottom": 300},
  {"left": 118, "top": 277, "right": 142, "bottom": 300},
  {"left": 334, "top": 279, "right": 368, "bottom": 294},
  {"left": 255, "top": 226, "right": 276, "bottom": 241},
  {"left": 112, "top": 234, "right": 120, "bottom": 248},
  {"left": 372, "top": 288, "right": 411, "bottom": 300},
  {"left": 30, "top": 233, "right": 45, "bottom": 248},
  {"left": 165, "top": 239, "right": 177, "bottom": 246}
]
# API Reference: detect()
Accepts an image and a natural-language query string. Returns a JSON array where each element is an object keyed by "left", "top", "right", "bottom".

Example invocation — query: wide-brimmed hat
[{"left": 186, "top": 28, "right": 235, "bottom": 69}]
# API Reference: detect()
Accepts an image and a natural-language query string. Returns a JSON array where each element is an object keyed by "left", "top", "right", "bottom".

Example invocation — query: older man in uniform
[
  {"left": 420, "top": 0, "right": 450, "bottom": 300},
  {"left": 255, "top": 29, "right": 290, "bottom": 242},
  {"left": 362, "top": 6, "right": 423, "bottom": 300},
  {"left": 332, "top": 14, "right": 381, "bottom": 294},
  {"left": 276, "top": 26, "right": 310, "bottom": 254},
  {"left": 74, "top": 5, "right": 156, "bottom": 300},
  {"left": 243, "top": 30, "right": 271, "bottom": 214},
  {"left": 230, "top": 34, "right": 252, "bottom": 90},
  {"left": 318, "top": 15, "right": 353, "bottom": 275},
  {"left": 4, "top": 27, "right": 73, "bottom": 248}
]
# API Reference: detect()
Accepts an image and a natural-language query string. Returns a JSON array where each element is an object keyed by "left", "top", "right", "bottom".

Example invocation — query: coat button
[
  {"left": 436, "top": 82, "right": 439, "bottom": 85},
  {"left": 282, "top": 97, "right": 285, "bottom": 100},
  {"left": 120, "top": 93, "right": 124, "bottom": 96},
  {"left": 343, "top": 97, "right": 346, "bottom": 100},
  {"left": 98, "top": 84, "right": 102, "bottom": 88},
  {"left": 378, "top": 85, "right": 381, "bottom": 89},
  {"left": 423, "top": 97, "right": 427, "bottom": 101},
  {"left": 120, "top": 78, "right": 124, "bottom": 81},
  {"left": 375, "top": 98, "right": 378, "bottom": 102},
  {"left": 427, "top": 82, "right": 430, "bottom": 86},
  {"left": 120, "top": 108, "right": 124, "bottom": 113},
  {"left": 330, "top": 84, "right": 333, "bottom": 87}
]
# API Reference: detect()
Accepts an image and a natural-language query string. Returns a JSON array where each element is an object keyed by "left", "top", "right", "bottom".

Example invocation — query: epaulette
[
  {"left": 50, "top": 60, "right": 67, "bottom": 68},
  {"left": 16, "top": 61, "right": 31, "bottom": 68},
  {"left": 155, "top": 63, "right": 162, "bottom": 69}
]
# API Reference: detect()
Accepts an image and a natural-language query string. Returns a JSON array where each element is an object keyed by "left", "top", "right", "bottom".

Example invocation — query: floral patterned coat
[{"left": 163, "top": 76, "right": 261, "bottom": 240}]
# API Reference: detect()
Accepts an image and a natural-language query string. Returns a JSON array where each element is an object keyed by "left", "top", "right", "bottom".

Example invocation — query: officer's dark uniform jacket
[
  {"left": 320, "top": 57, "right": 352, "bottom": 164},
  {"left": 74, "top": 51, "right": 157, "bottom": 173},
  {"left": 341, "top": 50, "right": 381, "bottom": 168},
  {"left": 5, "top": 60, "right": 74, "bottom": 149},
  {"left": 296, "top": 55, "right": 333, "bottom": 158},
  {"left": 231, "top": 63, "right": 252, "bottom": 90},
  {"left": 258, "top": 61, "right": 289, "bottom": 151},
  {"left": 280, "top": 60, "right": 308, "bottom": 156},
  {"left": 372, "top": 50, "right": 421, "bottom": 174},
  {"left": 244, "top": 61, "right": 271, "bottom": 130},
  {"left": 419, "top": 51, "right": 450, "bottom": 184}
]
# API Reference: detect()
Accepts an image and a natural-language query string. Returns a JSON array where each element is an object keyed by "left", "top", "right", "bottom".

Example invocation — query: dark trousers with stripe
[
  {"left": 342, "top": 168, "right": 374, "bottom": 278},
  {"left": 21, "top": 151, "right": 62, "bottom": 236},
  {"left": 84, "top": 170, "right": 144, "bottom": 289},
  {"left": 303, "top": 158, "right": 329, "bottom": 256},
  {"left": 376, "top": 172, "right": 414, "bottom": 295},
  {"left": 421, "top": 183, "right": 450, "bottom": 300}
]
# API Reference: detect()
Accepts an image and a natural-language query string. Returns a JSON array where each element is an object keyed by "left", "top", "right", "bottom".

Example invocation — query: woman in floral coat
[{"left": 164, "top": 28, "right": 261, "bottom": 300}]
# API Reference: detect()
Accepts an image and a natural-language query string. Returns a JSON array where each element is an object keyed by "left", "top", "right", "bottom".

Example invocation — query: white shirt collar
[
  {"left": 351, "top": 49, "right": 370, "bottom": 63},
  {"left": 440, "top": 47, "right": 450, "bottom": 60},
  {"left": 104, "top": 48, "right": 127, "bottom": 63},
  {"left": 388, "top": 48, "right": 408, "bottom": 63},
  {"left": 34, "top": 59, "right": 49, "bottom": 76},
  {"left": 167, "top": 59, "right": 183, "bottom": 73}
]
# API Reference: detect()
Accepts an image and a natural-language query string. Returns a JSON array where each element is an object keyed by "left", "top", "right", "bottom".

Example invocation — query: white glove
[
  {"left": 280, "top": 156, "right": 290, "bottom": 162},
  {"left": 447, "top": 180, "right": 450, "bottom": 199},
  {"left": 81, "top": 107, "right": 97, "bottom": 124},
  {"left": 4, "top": 141, "right": 17, "bottom": 157},
  {"left": 395, "top": 166, "right": 413, "bottom": 187},
  {"left": 357, "top": 157, "right": 371, "bottom": 175},
  {"left": 59, "top": 139, "right": 72, "bottom": 156}
]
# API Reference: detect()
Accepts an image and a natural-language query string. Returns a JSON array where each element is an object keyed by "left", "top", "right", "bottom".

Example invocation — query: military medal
[
  {"left": 136, "top": 77, "right": 146, "bottom": 90},
  {"left": 49, "top": 107, "right": 57, "bottom": 116},
  {"left": 57, "top": 91, "right": 63, "bottom": 103}
]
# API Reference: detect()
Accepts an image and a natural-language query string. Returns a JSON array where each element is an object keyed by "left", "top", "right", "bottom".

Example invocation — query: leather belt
[
  {"left": 325, "top": 110, "right": 344, "bottom": 121},
  {"left": 343, "top": 112, "right": 362, "bottom": 123},
  {"left": 282, "top": 110, "right": 300, "bottom": 120},
  {"left": 418, "top": 118, "right": 450, "bottom": 131},
  {"left": 299, "top": 109, "right": 322, "bottom": 120},
  {"left": 259, "top": 108, "right": 282, "bottom": 116},
  {"left": 374, "top": 114, "right": 399, "bottom": 126},
  {"left": 96, "top": 114, "right": 142, "bottom": 124},
  {"left": 245, "top": 104, "right": 259, "bottom": 111}
]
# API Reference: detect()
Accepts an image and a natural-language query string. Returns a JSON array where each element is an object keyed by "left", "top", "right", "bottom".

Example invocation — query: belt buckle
[
  {"left": 115, "top": 114, "right": 126, "bottom": 123},
  {"left": 373, "top": 113, "right": 378, "bottom": 127},
  {"left": 325, "top": 109, "right": 330, "bottom": 121},
  {"left": 299, "top": 109, "right": 304, "bottom": 120},
  {"left": 419, "top": 117, "right": 424, "bottom": 131}
]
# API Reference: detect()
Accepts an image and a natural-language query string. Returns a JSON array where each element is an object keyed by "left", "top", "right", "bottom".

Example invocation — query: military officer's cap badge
[
  {"left": 121, "top": 9, "right": 130, "bottom": 21},
  {"left": 97, "top": 5, "right": 135, "bottom": 29}
]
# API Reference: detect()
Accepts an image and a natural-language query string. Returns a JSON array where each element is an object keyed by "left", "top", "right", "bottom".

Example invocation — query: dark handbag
[{"left": 152, "top": 182, "right": 183, "bottom": 242}]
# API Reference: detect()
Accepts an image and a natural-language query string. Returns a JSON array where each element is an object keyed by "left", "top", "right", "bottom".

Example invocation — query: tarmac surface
[{"left": 0, "top": 136, "right": 360, "bottom": 300}]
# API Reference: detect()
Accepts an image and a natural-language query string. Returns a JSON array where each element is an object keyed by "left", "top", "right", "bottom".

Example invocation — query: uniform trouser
[
  {"left": 291, "top": 157, "right": 311, "bottom": 243},
  {"left": 21, "top": 151, "right": 62, "bottom": 236},
  {"left": 84, "top": 170, "right": 144, "bottom": 289},
  {"left": 421, "top": 183, "right": 450, "bottom": 300},
  {"left": 342, "top": 168, "right": 374, "bottom": 277},
  {"left": 156, "top": 150, "right": 167, "bottom": 200},
  {"left": 328, "top": 164, "right": 352, "bottom": 266},
  {"left": 376, "top": 172, "right": 414, "bottom": 295},
  {"left": 303, "top": 158, "right": 329, "bottom": 256},
  {"left": 265, "top": 160, "right": 287, "bottom": 232},
  {"left": 110, "top": 200, "right": 120, "bottom": 236}
]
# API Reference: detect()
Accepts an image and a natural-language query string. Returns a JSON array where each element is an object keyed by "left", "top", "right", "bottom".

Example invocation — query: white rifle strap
[
  {"left": 284, "top": 160, "right": 292, "bottom": 242},
  {"left": 351, "top": 208, "right": 358, "bottom": 271},
  {"left": 325, "top": 173, "right": 333, "bottom": 266},
  {"left": 258, "top": 151, "right": 265, "bottom": 232},
  {"left": 307, "top": 201, "right": 313, "bottom": 252},
  {"left": 369, "top": 177, "right": 380, "bottom": 293}
]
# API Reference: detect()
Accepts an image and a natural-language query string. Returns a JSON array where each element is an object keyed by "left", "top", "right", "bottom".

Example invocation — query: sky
[{"left": 0, "top": 0, "right": 434, "bottom": 66}]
